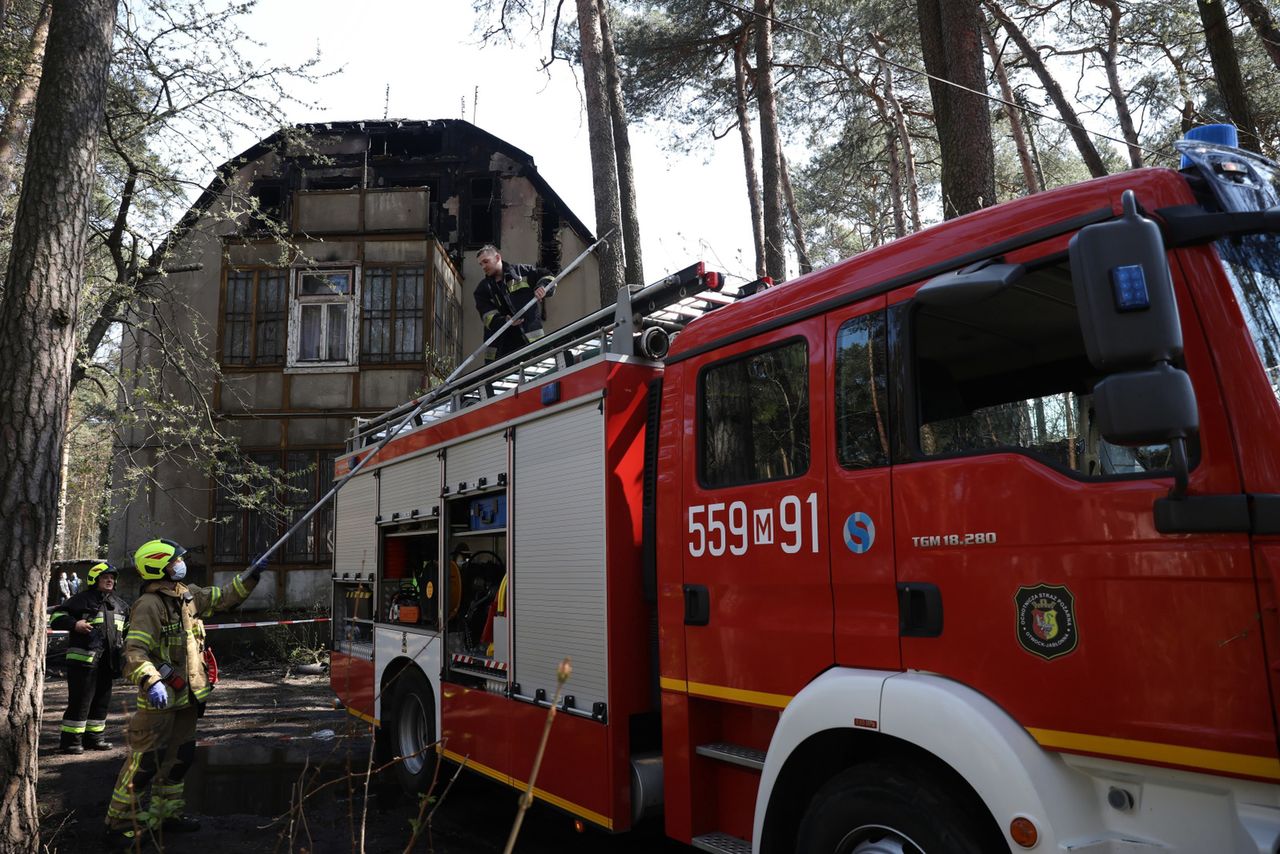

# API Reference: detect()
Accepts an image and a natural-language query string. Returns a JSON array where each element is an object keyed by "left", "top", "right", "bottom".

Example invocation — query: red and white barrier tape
[
  {"left": 205, "top": 617, "right": 331, "bottom": 631},
  {"left": 48, "top": 617, "right": 330, "bottom": 635}
]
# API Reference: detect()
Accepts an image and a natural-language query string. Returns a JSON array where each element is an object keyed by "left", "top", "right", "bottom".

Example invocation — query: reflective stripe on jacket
[
  {"left": 124, "top": 574, "right": 259, "bottom": 709},
  {"left": 49, "top": 589, "right": 129, "bottom": 673}
]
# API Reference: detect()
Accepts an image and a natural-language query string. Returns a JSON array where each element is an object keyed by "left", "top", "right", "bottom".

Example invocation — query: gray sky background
[{"left": 242, "top": 0, "right": 761, "bottom": 285}]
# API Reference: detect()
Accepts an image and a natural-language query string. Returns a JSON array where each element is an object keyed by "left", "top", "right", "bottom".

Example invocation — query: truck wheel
[
  {"left": 384, "top": 666, "right": 436, "bottom": 794},
  {"left": 795, "top": 763, "right": 996, "bottom": 854}
]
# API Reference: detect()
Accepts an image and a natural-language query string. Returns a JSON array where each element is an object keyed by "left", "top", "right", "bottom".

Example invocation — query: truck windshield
[
  {"left": 1217, "top": 234, "right": 1280, "bottom": 401},
  {"left": 1178, "top": 140, "right": 1280, "bottom": 403}
]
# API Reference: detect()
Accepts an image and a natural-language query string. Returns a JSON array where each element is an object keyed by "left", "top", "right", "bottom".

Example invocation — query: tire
[
  {"left": 382, "top": 666, "right": 437, "bottom": 794},
  {"left": 795, "top": 762, "right": 999, "bottom": 854}
]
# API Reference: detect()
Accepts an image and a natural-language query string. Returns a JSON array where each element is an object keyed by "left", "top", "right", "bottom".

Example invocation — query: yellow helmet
[
  {"left": 87, "top": 561, "right": 117, "bottom": 585},
  {"left": 133, "top": 538, "right": 186, "bottom": 581}
]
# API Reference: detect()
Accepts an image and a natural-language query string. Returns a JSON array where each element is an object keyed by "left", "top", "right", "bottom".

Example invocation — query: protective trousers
[
  {"left": 61, "top": 660, "right": 114, "bottom": 740},
  {"left": 106, "top": 704, "right": 199, "bottom": 830}
]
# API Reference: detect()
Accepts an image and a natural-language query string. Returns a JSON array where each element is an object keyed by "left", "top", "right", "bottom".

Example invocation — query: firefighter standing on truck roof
[
  {"left": 103, "top": 538, "right": 265, "bottom": 851},
  {"left": 48, "top": 561, "right": 128, "bottom": 754},
  {"left": 474, "top": 244, "right": 554, "bottom": 361}
]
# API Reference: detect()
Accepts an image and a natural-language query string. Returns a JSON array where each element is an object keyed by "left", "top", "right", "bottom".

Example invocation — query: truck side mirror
[
  {"left": 1092, "top": 364, "right": 1198, "bottom": 445},
  {"left": 1070, "top": 190, "right": 1199, "bottom": 498},
  {"left": 1069, "top": 190, "right": 1183, "bottom": 370}
]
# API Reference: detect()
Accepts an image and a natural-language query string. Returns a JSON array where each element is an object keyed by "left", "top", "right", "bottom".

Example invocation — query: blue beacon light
[{"left": 1180, "top": 123, "right": 1239, "bottom": 168}]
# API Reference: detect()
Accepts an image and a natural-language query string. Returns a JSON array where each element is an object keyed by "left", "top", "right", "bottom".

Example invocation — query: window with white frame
[{"left": 288, "top": 268, "right": 359, "bottom": 368}]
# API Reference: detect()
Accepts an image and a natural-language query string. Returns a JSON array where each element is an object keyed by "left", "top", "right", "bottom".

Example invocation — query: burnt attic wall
[{"left": 242, "top": 122, "right": 573, "bottom": 267}]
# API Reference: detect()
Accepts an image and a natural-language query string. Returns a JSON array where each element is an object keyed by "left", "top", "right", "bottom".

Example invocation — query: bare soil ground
[{"left": 38, "top": 662, "right": 691, "bottom": 853}]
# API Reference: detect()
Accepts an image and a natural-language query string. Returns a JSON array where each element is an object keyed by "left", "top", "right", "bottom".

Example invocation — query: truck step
[
  {"left": 695, "top": 742, "right": 766, "bottom": 771},
  {"left": 691, "top": 832, "right": 752, "bottom": 854}
]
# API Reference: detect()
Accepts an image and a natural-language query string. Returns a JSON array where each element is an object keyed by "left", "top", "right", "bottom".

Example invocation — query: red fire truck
[{"left": 331, "top": 129, "right": 1280, "bottom": 853}]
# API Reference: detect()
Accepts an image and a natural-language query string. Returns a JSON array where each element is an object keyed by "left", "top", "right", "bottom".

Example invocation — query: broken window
[
  {"left": 222, "top": 268, "right": 286, "bottom": 366},
  {"left": 249, "top": 182, "right": 287, "bottom": 230},
  {"left": 288, "top": 269, "right": 357, "bottom": 368},
  {"left": 468, "top": 177, "right": 497, "bottom": 244},
  {"left": 361, "top": 266, "right": 425, "bottom": 363},
  {"left": 539, "top": 201, "right": 562, "bottom": 273}
]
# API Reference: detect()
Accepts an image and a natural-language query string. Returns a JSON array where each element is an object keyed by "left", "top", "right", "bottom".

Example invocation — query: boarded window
[{"left": 699, "top": 339, "right": 811, "bottom": 487}]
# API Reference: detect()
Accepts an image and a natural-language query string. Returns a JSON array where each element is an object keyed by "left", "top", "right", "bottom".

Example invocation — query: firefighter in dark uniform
[
  {"left": 48, "top": 561, "right": 128, "bottom": 754},
  {"left": 103, "top": 538, "right": 265, "bottom": 850},
  {"left": 474, "top": 244, "right": 554, "bottom": 361}
]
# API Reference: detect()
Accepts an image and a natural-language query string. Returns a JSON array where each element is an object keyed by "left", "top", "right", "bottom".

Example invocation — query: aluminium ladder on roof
[{"left": 346, "top": 262, "right": 734, "bottom": 453}]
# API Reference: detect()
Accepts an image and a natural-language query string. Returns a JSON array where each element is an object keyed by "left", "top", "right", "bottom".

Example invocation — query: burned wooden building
[{"left": 108, "top": 119, "right": 600, "bottom": 607}]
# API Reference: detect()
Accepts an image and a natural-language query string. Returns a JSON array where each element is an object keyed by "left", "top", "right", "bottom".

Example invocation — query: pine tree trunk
[
  {"left": 885, "top": 131, "right": 906, "bottom": 239},
  {"left": 598, "top": 0, "right": 643, "bottom": 287},
  {"left": 575, "top": 0, "right": 625, "bottom": 304},
  {"left": 733, "top": 29, "right": 766, "bottom": 277},
  {"left": 0, "top": 0, "right": 51, "bottom": 199},
  {"left": 0, "top": 0, "right": 117, "bottom": 849},
  {"left": 869, "top": 37, "right": 921, "bottom": 230},
  {"left": 854, "top": 45, "right": 906, "bottom": 236},
  {"left": 1198, "top": 0, "right": 1262, "bottom": 152},
  {"left": 985, "top": 0, "right": 1109, "bottom": 178},
  {"left": 1090, "top": 0, "right": 1142, "bottom": 167},
  {"left": 778, "top": 151, "right": 811, "bottom": 275},
  {"left": 1237, "top": 0, "right": 1280, "bottom": 73},
  {"left": 753, "top": 0, "right": 787, "bottom": 282},
  {"left": 982, "top": 23, "right": 1039, "bottom": 194},
  {"left": 917, "top": 0, "right": 996, "bottom": 218}
]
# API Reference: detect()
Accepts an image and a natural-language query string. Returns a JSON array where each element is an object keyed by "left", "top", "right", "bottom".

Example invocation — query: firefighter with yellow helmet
[
  {"left": 103, "top": 538, "right": 265, "bottom": 850},
  {"left": 47, "top": 561, "right": 128, "bottom": 754}
]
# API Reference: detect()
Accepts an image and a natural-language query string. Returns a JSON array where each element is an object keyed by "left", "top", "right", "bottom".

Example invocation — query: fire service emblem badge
[{"left": 1014, "top": 584, "right": 1079, "bottom": 660}]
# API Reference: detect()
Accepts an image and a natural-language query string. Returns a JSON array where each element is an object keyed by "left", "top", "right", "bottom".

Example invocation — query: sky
[{"left": 239, "top": 0, "right": 761, "bottom": 285}]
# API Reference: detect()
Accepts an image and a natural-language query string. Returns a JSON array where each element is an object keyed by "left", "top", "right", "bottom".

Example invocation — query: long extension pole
[{"left": 247, "top": 229, "right": 616, "bottom": 566}]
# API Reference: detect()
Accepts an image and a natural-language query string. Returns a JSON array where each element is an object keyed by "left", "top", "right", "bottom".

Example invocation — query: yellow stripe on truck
[{"left": 1027, "top": 727, "right": 1280, "bottom": 781}]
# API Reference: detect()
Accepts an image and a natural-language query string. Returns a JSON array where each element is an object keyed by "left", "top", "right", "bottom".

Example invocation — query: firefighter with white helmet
[
  {"left": 48, "top": 561, "right": 128, "bottom": 754},
  {"left": 103, "top": 538, "right": 266, "bottom": 850}
]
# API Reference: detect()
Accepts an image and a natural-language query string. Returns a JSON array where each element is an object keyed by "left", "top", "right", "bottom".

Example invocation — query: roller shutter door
[
  {"left": 379, "top": 452, "right": 441, "bottom": 521},
  {"left": 444, "top": 431, "right": 506, "bottom": 493},
  {"left": 334, "top": 472, "right": 378, "bottom": 575},
  {"left": 512, "top": 403, "right": 607, "bottom": 712}
]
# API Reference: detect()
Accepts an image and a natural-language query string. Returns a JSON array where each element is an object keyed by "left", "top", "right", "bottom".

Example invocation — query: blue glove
[
  {"left": 244, "top": 554, "right": 268, "bottom": 581},
  {"left": 147, "top": 681, "right": 168, "bottom": 709}
]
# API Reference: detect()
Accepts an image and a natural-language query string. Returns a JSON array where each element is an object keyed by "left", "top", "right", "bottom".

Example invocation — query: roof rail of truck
[{"left": 346, "top": 262, "right": 737, "bottom": 452}]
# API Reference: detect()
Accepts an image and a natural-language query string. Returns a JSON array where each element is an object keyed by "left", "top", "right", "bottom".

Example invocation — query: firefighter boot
[
  {"left": 58, "top": 731, "right": 84, "bottom": 755},
  {"left": 102, "top": 828, "right": 142, "bottom": 852},
  {"left": 83, "top": 732, "right": 113, "bottom": 751}
]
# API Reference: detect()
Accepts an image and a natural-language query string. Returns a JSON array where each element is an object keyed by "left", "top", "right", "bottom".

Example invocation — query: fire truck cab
[{"left": 333, "top": 130, "right": 1280, "bottom": 853}]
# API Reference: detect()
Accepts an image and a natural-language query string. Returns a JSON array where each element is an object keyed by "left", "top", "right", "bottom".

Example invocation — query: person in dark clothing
[
  {"left": 48, "top": 561, "right": 129, "bottom": 754},
  {"left": 474, "top": 245, "right": 554, "bottom": 362}
]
